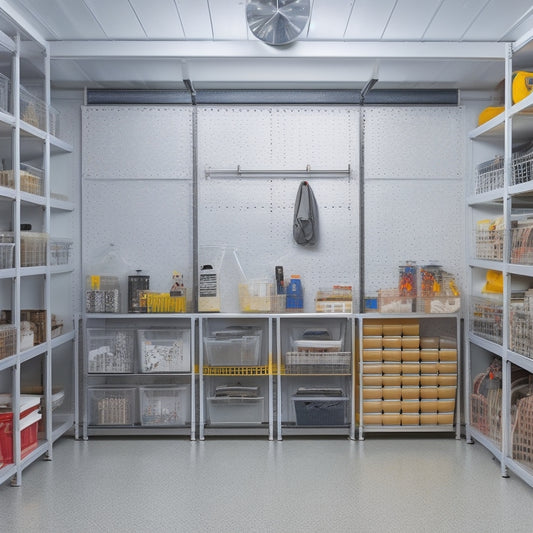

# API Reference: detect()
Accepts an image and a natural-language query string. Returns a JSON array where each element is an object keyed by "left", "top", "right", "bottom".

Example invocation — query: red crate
[{"left": 0, "top": 402, "right": 41, "bottom": 466}]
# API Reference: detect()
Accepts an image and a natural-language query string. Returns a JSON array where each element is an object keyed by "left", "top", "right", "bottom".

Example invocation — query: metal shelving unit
[
  {"left": 0, "top": 15, "right": 76, "bottom": 487},
  {"left": 82, "top": 313, "right": 196, "bottom": 441},
  {"left": 466, "top": 37, "right": 533, "bottom": 488}
]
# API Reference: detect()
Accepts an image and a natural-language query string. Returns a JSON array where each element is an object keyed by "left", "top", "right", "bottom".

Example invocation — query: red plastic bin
[{"left": 0, "top": 403, "right": 41, "bottom": 467}]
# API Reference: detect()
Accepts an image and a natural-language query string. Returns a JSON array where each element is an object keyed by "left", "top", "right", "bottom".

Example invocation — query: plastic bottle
[{"left": 286, "top": 275, "right": 303, "bottom": 311}]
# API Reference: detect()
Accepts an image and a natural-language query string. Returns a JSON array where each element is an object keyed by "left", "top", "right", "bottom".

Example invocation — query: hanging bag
[{"left": 293, "top": 181, "right": 319, "bottom": 246}]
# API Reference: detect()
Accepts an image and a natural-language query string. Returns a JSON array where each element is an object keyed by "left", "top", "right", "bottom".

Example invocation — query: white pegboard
[
  {"left": 364, "top": 179, "right": 465, "bottom": 295},
  {"left": 197, "top": 105, "right": 360, "bottom": 312},
  {"left": 363, "top": 106, "right": 464, "bottom": 179},
  {"left": 82, "top": 106, "right": 193, "bottom": 179},
  {"left": 82, "top": 105, "right": 194, "bottom": 310}
]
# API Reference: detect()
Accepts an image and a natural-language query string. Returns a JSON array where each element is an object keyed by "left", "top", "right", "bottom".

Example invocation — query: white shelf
[
  {"left": 50, "top": 198, "right": 75, "bottom": 212},
  {"left": 52, "top": 414, "right": 75, "bottom": 442},
  {"left": 504, "top": 456, "right": 533, "bottom": 488},
  {"left": 0, "top": 268, "right": 15, "bottom": 279},
  {"left": 50, "top": 264, "right": 74, "bottom": 275},
  {"left": 467, "top": 190, "right": 504, "bottom": 205},
  {"left": 362, "top": 425, "right": 455, "bottom": 433},
  {"left": 20, "top": 266, "right": 46, "bottom": 277},
  {"left": 0, "top": 353, "right": 16, "bottom": 371},
  {"left": 20, "top": 191, "right": 46, "bottom": 206},
  {"left": 469, "top": 259, "right": 503, "bottom": 270},
  {"left": 0, "top": 185, "right": 15, "bottom": 199},
  {"left": 0, "top": 464, "right": 17, "bottom": 486},
  {"left": 20, "top": 343, "right": 47, "bottom": 364},
  {"left": 468, "top": 332, "right": 504, "bottom": 357},
  {"left": 468, "top": 113, "right": 505, "bottom": 140},
  {"left": 51, "top": 329, "right": 75, "bottom": 349},
  {"left": 468, "top": 426, "right": 503, "bottom": 462},
  {"left": 507, "top": 349, "right": 533, "bottom": 374},
  {"left": 508, "top": 263, "right": 533, "bottom": 276}
]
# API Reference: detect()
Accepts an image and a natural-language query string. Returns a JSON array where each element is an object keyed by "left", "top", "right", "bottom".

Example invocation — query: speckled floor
[{"left": 0, "top": 436, "right": 532, "bottom": 532}]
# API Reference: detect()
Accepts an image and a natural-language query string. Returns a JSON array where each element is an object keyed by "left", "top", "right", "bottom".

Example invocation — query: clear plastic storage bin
[
  {"left": 20, "top": 85, "right": 46, "bottom": 130},
  {"left": 293, "top": 395, "right": 348, "bottom": 425},
  {"left": 140, "top": 386, "right": 189, "bottom": 426},
  {"left": 20, "top": 231, "right": 47, "bottom": 266},
  {"left": 138, "top": 329, "right": 191, "bottom": 373},
  {"left": 88, "top": 387, "right": 136, "bottom": 426},
  {"left": 0, "top": 72, "right": 9, "bottom": 113},
  {"left": 0, "top": 243, "right": 14, "bottom": 268},
  {"left": 0, "top": 324, "right": 16, "bottom": 360},
  {"left": 50, "top": 238, "right": 73, "bottom": 266},
  {"left": 203, "top": 332, "right": 262, "bottom": 366},
  {"left": 87, "top": 328, "right": 135, "bottom": 373},
  {"left": 206, "top": 396, "right": 264, "bottom": 425}
]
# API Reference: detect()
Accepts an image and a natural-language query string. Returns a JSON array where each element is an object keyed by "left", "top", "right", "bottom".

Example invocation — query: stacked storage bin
[{"left": 360, "top": 320, "right": 458, "bottom": 427}]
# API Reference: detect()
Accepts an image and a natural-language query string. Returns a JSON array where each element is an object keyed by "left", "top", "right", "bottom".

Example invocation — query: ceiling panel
[
  {"left": 423, "top": 0, "right": 489, "bottom": 41},
  {"left": 129, "top": 0, "right": 185, "bottom": 39},
  {"left": 83, "top": 0, "right": 146, "bottom": 39},
  {"left": 176, "top": 0, "right": 213, "bottom": 39},
  {"left": 14, "top": 0, "right": 107, "bottom": 40},
  {"left": 344, "top": 0, "right": 397, "bottom": 40},
  {"left": 463, "top": 0, "right": 533, "bottom": 40},
  {"left": 306, "top": 0, "right": 354, "bottom": 39},
  {"left": 209, "top": 0, "right": 248, "bottom": 40},
  {"left": 381, "top": 0, "right": 443, "bottom": 40}
]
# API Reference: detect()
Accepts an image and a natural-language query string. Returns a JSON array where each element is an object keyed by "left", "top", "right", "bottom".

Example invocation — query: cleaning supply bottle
[{"left": 286, "top": 275, "right": 303, "bottom": 311}]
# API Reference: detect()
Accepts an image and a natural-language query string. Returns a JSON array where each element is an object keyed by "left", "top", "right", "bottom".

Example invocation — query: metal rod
[{"left": 205, "top": 165, "right": 351, "bottom": 178}]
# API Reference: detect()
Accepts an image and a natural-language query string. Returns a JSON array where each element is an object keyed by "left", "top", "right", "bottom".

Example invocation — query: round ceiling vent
[{"left": 246, "top": 0, "right": 311, "bottom": 46}]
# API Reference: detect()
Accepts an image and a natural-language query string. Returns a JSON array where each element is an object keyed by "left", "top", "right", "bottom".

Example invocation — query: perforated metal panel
[
  {"left": 364, "top": 106, "right": 464, "bottom": 179},
  {"left": 82, "top": 106, "right": 193, "bottom": 304},
  {"left": 82, "top": 106, "right": 192, "bottom": 179},
  {"left": 198, "top": 105, "right": 360, "bottom": 312},
  {"left": 363, "top": 106, "right": 465, "bottom": 296}
]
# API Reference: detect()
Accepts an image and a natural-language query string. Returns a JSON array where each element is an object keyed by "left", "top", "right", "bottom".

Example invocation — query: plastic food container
[
  {"left": 402, "top": 362, "right": 420, "bottom": 374},
  {"left": 363, "top": 400, "right": 382, "bottom": 413},
  {"left": 402, "top": 336, "right": 420, "bottom": 349},
  {"left": 402, "top": 349, "right": 420, "bottom": 362},
  {"left": 382, "top": 413, "right": 401, "bottom": 425},
  {"left": 438, "top": 362, "right": 458, "bottom": 374},
  {"left": 138, "top": 329, "right": 191, "bottom": 372},
  {"left": 382, "top": 324, "right": 403, "bottom": 336},
  {"left": 438, "top": 349, "right": 458, "bottom": 362},
  {"left": 420, "top": 349, "right": 439, "bottom": 361},
  {"left": 401, "top": 400, "right": 420, "bottom": 413},
  {"left": 140, "top": 386, "right": 189, "bottom": 426},
  {"left": 401, "top": 413, "right": 420, "bottom": 425},
  {"left": 437, "top": 412, "right": 454, "bottom": 425},
  {"left": 420, "top": 374, "right": 439, "bottom": 386},
  {"left": 437, "top": 399, "right": 455, "bottom": 412},
  {"left": 88, "top": 387, "right": 136, "bottom": 426},
  {"left": 438, "top": 386, "right": 457, "bottom": 400},
  {"left": 402, "top": 323, "right": 420, "bottom": 336},
  {"left": 363, "top": 387, "right": 383, "bottom": 400},
  {"left": 382, "top": 375, "right": 402, "bottom": 387},
  {"left": 420, "top": 386, "right": 439, "bottom": 399},
  {"left": 362, "top": 375, "right": 382, "bottom": 387},
  {"left": 401, "top": 374, "right": 420, "bottom": 386},
  {"left": 420, "top": 362, "right": 438, "bottom": 374},
  {"left": 401, "top": 387, "right": 420, "bottom": 400},
  {"left": 363, "top": 363, "right": 383, "bottom": 375},
  {"left": 382, "top": 349, "right": 401, "bottom": 362},
  {"left": 382, "top": 362, "right": 402, "bottom": 374},
  {"left": 382, "top": 387, "right": 402, "bottom": 400},
  {"left": 437, "top": 375, "right": 457, "bottom": 387},
  {"left": 382, "top": 336, "right": 402, "bottom": 349},
  {"left": 362, "top": 324, "right": 382, "bottom": 336},
  {"left": 363, "top": 337, "right": 382, "bottom": 349},
  {"left": 363, "top": 414, "right": 382, "bottom": 425},
  {"left": 362, "top": 349, "right": 382, "bottom": 362},
  {"left": 420, "top": 413, "right": 438, "bottom": 425},
  {"left": 382, "top": 399, "right": 401, "bottom": 413},
  {"left": 207, "top": 396, "right": 264, "bottom": 425}
]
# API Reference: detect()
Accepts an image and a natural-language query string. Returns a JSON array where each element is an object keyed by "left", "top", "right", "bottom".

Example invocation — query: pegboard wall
[
  {"left": 363, "top": 106, "right": 465, "bottom": 296},
  {"left": 197, "top": 105, "right": 360, "bottom": 312},
  {"left": 81, "top": 103, "right": 465, "bottom": 313},
  {"left": 82, "top": 106, "right": 194, "bottom": 309}
]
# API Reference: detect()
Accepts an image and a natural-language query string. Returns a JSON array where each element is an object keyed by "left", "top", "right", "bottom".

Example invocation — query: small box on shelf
[
  {"left": 203, "top": 327, "right": 262, "bottom": 366},
  {"left": 88, "top": 387, "right": 136, "bottom": 426},
  {"left": 0, "top": 243, "right": 13, "bottom": 269},
  {"left": 87, "top": 328, "right": 135, "bottom": 373}
]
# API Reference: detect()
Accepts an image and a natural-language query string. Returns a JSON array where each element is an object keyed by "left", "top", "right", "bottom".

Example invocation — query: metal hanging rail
[{"left": 205, "top": 164, "right": 351, "bottom": 179}]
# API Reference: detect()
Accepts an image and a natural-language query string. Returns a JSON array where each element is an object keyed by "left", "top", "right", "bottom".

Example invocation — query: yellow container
[
  {"left": 420, "top": 386, "right": 438, "bottom": 399},
  {"left": 363, "top": 413, "right": 382, "bottom": 425},
  {"left": 382, "top": 400, "right": 401, "bottom": 413},
  {"left": 401, "top": 336, "right": 420, "bottom": 349},
  {"left": 438, "top": 362, "right": 457, "bottom": 374},
  {"left": 382, "top": 387, "right": 402, "bottom": 400},
  {"left": 363, "top": 400, "right": 382, "bottom": 413},
  {"left": 420, "top": 399, "right": 439, "bottom": 412},
  {"left": 362, "top": 349, "right": 382, "bottom": 362},
  {"left": 401, "top": 413, "right": 420, "bottom": 425},
  {"left": 382, "top": 375, "right": 402, "bottom": 387},
  {"left": 363, "top": 324, "right": 383, "bottom": 336},
  {"left": 420, "top": 362, "right": 438, "bottom": 374},
  {"left": 383, "top": 349, "right": 401, "bottom": 362},
  {"left": 401, "top": 349, "right": 420, "bottom": 362},
  {"left": 420, "top": 413, "right": 438, "bottom": 425},
  {"left": 401, "top": 400, "right": 420, "bottom": 413},
  {"left": 437, "top": 412, "right": 454, "bottom": 425},
  {"left": 382, "top": 362, "right": 402, "bottom": 374},
  {"left": 438, "top": 349, "right": 457, "bottom": 362},
  {"left": 363, "top": 375, "right": 383, "bottom": 387},
  {"left": 420, "top": 349, "right": 439, "bottom": 361},
  {"left": 363, "top": 387, "right": 383, "bottom": 400},
  {"left": 401, "top": 374, "right": 420, "bottom": 387},
  {"left": 382, "top": 324, "right": 403, "bottom": 336},
  {"left": 420, "top": 337, "right": 439, "bottom": 349},
  {"left": 420, "top": 374, "right": 438, "bottom": 386},
  {"left": 401, "top": 362, "right": 420, "bottom": 374},
  {"left": 363, "top": 363, "right": 382, "bottom": 374},
  {"left": 402, "top": 323, "right": 420, "bottom": 336},
  {"left": 401, "top": 387, "right": 420, "bottom": 400},
  {"left": 438, "top": 386, "right": 457, "bottom": 400},
  {"left": 382, "top": 336, "right": 402, "bottom": 349},
  {"left": 437, "top": 399, "right": 455, "bottom": 412},
  {"left": 363, "top": 337, "right": 382, "bottom": 349},
  {"left": 437, "top": 375, "right": 457, "bottom": 387},
  {"left": 382, "top": 413, "right": 401, "bottom": 426}
]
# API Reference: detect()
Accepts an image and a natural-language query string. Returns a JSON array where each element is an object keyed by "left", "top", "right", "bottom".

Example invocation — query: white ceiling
[{"left": 3, "top": 0, "right": 533, "bottom": 91}]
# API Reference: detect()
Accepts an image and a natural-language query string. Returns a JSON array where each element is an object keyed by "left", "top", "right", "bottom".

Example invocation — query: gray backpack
[{"left": 293, "top": 181, "right": 319, "bottom": 246}]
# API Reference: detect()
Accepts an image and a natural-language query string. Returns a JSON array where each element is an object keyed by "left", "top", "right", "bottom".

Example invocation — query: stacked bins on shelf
[{"left": 360, "top": 320, "right": 458, "bottom": 427}]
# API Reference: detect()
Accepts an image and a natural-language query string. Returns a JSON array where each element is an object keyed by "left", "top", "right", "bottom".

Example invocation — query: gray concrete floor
[{"left": 1, "top": 436, "right": 533, "bottom": 532}]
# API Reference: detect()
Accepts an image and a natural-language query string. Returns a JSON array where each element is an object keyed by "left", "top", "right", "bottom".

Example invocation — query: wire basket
[
  {"left": 470, "top": 297, "right": 503, "bottom": 344},
  {"left": 475, "top": 227, "right": 504, "bottom": 261},
  {"left": 511, "top": 148, "right": 533, "bottom": 186},
  {"left": 284, "top": 351, "right": 351, "bottom": 374},
  {"left": 511, "top": 223, "right": 533, "bottom": 265},
  {"left": 475, "top": 156, "right": 504, "bottom": 194},
  {"left": 512, "top": 394, "right": 533, "bottom": 468},
  {"left": 510, "top": 309, "right": 533, "bottom": 358}
]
